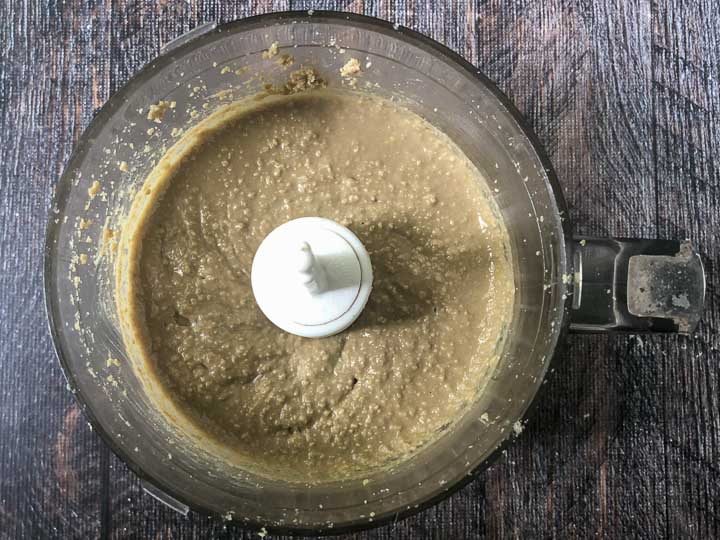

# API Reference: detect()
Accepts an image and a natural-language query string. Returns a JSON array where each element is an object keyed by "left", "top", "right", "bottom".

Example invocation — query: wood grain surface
[{"left": 1, "top": 0, "right": 719, "bottom": 538}]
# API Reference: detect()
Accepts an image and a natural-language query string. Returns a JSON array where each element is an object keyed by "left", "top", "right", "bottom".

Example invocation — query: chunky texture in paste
[{"left": 121, "top": 90, "right": 515, "bottom": 481}]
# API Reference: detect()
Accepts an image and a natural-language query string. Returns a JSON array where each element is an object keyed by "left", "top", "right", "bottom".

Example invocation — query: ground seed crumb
[
  {"left": 262, "top": 41, "right": 279, "bottom": 59},
  {"left": 340, "top": 58, "right": 362, "bottom": 77},
  {"left": 87, "top": 180, "right": 101, "bottom": 198},
  {"left": 147, "top": 100, "right": 173, "bottom": 123}
]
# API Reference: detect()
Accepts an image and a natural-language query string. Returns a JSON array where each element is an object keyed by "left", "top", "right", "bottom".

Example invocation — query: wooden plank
[
  {"left": 652, "top": 0, "right": 720, "bottom": 538},
  {"left": 578, "top": 4, "right": 673, "bottom": 536},
  {"left": 0, "top": 0, "right": 113, "bottom": 538},
  {"left": 471, "top": 1, "right": 673, "bottom": 538}
]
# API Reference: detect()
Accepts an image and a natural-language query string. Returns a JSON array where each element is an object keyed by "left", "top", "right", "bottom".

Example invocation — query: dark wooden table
[{"left": 2, "top": 0, "right": 719, "bottom": 538}]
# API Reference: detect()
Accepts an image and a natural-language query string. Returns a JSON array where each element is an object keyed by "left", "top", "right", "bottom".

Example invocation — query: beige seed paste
[{"left": 118, "top": 89, "right": 515, "bottom": 481}]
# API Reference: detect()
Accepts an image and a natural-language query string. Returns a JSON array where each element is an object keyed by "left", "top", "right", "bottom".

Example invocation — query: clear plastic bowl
[{"left": 45, "top": 11, "right": 570, "bottom": 534}]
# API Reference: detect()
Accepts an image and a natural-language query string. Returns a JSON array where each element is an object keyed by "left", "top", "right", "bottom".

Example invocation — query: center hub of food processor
[{"left": 250, "top": 217, "right": 373, "bottom": 338}]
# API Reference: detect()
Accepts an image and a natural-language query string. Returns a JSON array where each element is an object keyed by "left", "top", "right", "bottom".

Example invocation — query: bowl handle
[{"left": 568, "top": 238, "right": 705, "bottom": 334}]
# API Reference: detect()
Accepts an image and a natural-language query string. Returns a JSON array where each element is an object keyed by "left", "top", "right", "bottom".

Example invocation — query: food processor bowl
[{"left": 44, "top": 11, "right": 705, "bottom": 534}]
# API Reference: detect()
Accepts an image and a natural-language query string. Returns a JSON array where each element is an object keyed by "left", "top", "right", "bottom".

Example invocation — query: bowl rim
[{"left": 43, "top": 9, "right": 572, "bottom": 536}]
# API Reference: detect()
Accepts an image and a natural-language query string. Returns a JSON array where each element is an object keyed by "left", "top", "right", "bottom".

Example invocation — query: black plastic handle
[{"left": 569, "top": 238, "right": 705, "bottom": 334}]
